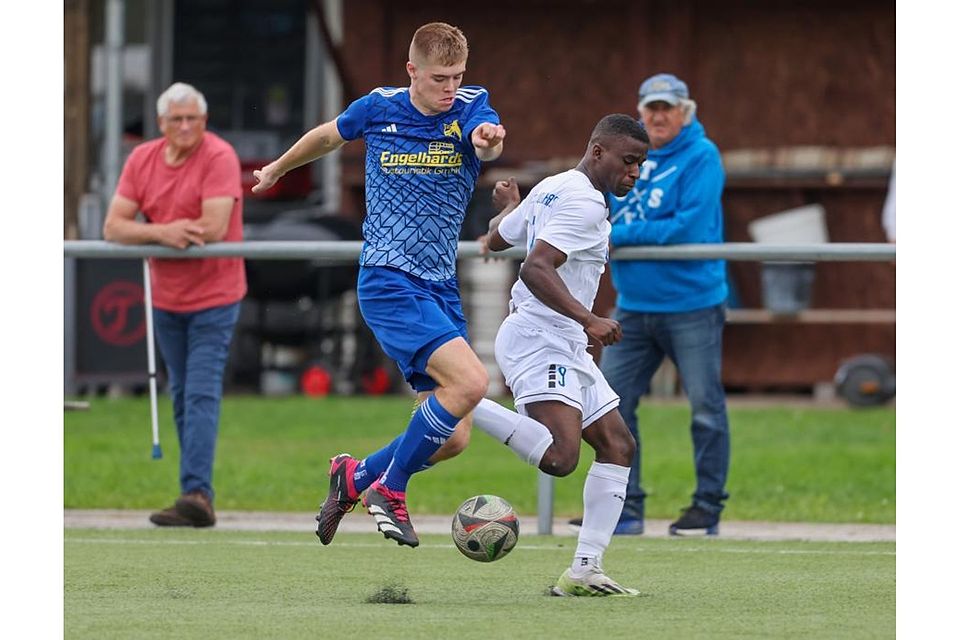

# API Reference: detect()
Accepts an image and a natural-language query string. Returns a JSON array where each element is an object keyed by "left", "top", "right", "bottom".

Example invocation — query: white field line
[{"left": 65, "top": 537, "right": 894, "bottom": 557}]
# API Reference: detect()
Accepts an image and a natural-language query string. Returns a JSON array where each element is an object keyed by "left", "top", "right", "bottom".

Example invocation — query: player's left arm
[
  {"left": 520, "top": 240, "right": 621, "bottom": 346},
  {"left": 471, "top": 122, "right": 506, "bottom": 161}
]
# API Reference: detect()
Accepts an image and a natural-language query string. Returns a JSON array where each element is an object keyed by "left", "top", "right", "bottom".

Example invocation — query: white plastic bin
[
  {"left": 748, "top": 205, "right": 828, "bottom": 314},
  {"left": 747, "top": 204, "right": 828, "bottom": 244}
]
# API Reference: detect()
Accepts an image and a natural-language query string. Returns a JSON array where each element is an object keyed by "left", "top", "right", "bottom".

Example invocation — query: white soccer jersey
[{"left": 497, "top": 169, "right": 610, "bottom": 344}]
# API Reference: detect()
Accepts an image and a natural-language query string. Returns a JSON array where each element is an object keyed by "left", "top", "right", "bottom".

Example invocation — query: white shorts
[{"left": 494, "top": 314, "right": 620, "bottom": 429}]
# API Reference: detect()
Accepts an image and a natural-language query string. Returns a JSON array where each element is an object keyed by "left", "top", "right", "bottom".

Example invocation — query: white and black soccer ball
[{"left": 451, "top": 494, "right": 520, "bottom": 562}]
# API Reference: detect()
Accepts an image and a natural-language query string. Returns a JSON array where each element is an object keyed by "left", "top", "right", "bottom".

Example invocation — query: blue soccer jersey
[{"left": 336, "top": 86, "right": 500, "bottom": 281}]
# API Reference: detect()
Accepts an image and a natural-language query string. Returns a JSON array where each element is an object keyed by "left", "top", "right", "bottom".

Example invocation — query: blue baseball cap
[{"left": 638, "top": 73, "right": 689, "bottom": 107}]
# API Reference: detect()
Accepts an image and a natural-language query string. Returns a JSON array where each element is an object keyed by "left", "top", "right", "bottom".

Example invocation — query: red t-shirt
[{"left": 116, "top": 132, "right": 247, "bottom": 312}]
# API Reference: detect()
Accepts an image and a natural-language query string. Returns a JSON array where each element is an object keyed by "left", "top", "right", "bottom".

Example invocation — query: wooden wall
[
  {"left": 337, "top": 0, "right": 896, "bottom": 390},
  {"left": 338, "top": 0, "right": 894, "bottom": 154}
]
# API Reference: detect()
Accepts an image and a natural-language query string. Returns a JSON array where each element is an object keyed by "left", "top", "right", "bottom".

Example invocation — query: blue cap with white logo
[{"left": 638, "top": 73, "right": 689, "bottom": 107}]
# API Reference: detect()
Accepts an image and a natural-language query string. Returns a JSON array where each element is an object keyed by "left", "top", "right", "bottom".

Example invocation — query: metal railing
[
  {"left": 63, "top": 240, "right": 895, "bottom": 262},
  {"left": 64, "top": 240, "right": 895, "bottom": 533}
]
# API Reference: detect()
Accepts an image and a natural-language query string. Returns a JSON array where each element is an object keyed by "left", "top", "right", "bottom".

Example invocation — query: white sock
[
  {"left": 572, "top": 461, "right": 630, "bottom": 575},
  {"left": 472, "top": 398, "right": 554, "bottom": 467}
]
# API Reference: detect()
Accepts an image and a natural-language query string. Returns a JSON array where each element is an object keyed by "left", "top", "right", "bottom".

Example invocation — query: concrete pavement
[{"left": 64, "top": 509, "right": 895, "bottom": 542}]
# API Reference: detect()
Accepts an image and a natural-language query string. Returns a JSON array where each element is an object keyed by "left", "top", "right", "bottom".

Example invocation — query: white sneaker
[{"left": 550, "top": 567, "right": 641, "bottom": 597}]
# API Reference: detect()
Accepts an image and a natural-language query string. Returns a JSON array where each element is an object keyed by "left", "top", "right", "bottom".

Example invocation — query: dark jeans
[
  {"left": 600, "top": 304, "right": 730, "bottom": 517},
  {"left": 153, "top": 302, "right": 240, "bottom": 502}
]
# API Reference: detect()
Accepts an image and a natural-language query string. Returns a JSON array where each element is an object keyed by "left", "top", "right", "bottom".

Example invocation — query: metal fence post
[{"left": 537, "top": 471, "right": 554, "bottom": 535}]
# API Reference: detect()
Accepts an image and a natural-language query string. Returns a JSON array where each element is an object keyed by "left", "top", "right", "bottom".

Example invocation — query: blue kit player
[{"left": 253, "top": 22, "right": 506, "bottom": 548}]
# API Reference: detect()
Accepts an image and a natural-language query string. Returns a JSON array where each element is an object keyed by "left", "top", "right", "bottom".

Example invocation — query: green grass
[
  {"left": 64, "top": 528, "right": 895, "bottom": 639},
  {"left": 64, "top": 396, "right": 895, "bottom": 523}
]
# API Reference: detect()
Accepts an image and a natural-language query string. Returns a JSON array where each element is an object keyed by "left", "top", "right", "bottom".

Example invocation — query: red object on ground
[
  {"left": 361, "top": 367, "right": 391, "bottom": 395},
  {"left": 301, "top": 364, "right": 332, "bottom": 396}
]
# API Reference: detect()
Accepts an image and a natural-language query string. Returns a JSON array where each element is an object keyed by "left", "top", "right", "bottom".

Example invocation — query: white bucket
[
  {"left": 747, "top": 204, "right": 828, "bottom": 244},
  {"left": 749, "top": 204, "right": 827, "bottom": 313}
]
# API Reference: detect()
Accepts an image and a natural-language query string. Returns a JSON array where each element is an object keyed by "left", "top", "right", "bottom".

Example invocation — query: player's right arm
[{"left": 251, "top": 120, "right": 346, "bottom": 194}]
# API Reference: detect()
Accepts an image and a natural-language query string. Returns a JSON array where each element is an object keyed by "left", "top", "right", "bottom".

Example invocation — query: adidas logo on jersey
[{"left": 380, "top": 123, "right": 398, "bottom": 133}]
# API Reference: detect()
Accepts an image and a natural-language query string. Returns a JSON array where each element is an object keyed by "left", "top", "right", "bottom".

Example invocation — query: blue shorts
[{"left": 357, "top": 266, "right": 469, "bottom": 392}]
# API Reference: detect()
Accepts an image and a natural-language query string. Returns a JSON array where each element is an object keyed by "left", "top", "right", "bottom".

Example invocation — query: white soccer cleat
[{"left": 550, "top": 567, "right": 641, "bottom": 597}]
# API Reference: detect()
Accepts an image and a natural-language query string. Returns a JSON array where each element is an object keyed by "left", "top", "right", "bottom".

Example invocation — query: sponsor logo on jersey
[
  {"left": 379, "top": 140, "right": 463, "bottom": 174},
  {"left": 536, "top": 192, "right": 559, "bottom": 207},
  {"left": 428, "top": 141, "right": 455, "bottom": 155}
]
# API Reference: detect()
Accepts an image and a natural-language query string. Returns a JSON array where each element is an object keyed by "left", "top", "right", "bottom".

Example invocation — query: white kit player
[{"left": 473, "top": 114, "right": 650, "bottom": 597}]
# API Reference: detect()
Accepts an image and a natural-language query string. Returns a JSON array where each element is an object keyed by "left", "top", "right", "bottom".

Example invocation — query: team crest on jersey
[{"left": 443, "top": 119, "right": 462, "bottom": 141}]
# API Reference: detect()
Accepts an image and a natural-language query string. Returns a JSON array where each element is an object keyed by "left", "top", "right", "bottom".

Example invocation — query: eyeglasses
[{"left": 164, "top": 115, "right": 203, "bottom": 125}]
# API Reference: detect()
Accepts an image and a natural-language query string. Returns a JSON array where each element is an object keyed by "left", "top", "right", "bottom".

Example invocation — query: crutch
[{"left": 142, "top": 258, "right": 162, "bottom": 459}]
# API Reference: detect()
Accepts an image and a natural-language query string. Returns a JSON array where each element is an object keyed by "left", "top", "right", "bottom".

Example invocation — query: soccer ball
[{"left": 451, "top": 495, "right": 520, "bottom": 562}]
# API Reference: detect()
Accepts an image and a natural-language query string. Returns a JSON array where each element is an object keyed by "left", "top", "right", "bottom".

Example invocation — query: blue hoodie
[{"left": 608, "top": 117, "right": 727, "bottom": 312}]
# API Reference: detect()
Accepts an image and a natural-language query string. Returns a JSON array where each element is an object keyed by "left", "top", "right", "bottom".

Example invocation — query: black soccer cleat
[
  {"left": 668, "top": 504, "right": 720, "bottom": 536},
  {"left": 363, "top": 481, "right": 419, "bottom": 548},
  {"left": 315, "top": 453, "right": 361, "bottom": 545}
]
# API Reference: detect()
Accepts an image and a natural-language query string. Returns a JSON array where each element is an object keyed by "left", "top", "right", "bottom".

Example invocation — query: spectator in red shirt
[{"left": 103, "top": 82, "right": 246, "bottom": 527}]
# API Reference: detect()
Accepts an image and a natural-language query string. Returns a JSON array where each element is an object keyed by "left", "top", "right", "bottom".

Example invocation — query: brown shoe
[
  {"left": 149, "top": 504, "right": 194, "bottom": 527},
  {"left": 175, "top": 490, "right": 216, "bottom": 527}
]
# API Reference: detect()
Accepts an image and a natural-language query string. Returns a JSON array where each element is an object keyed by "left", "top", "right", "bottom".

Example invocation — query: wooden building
[
  {"left": 65, "top": 0, "right": 895, "bottom": 393},
  {"left": 335, "top": 0, "right": 896, "bottom": 392}
]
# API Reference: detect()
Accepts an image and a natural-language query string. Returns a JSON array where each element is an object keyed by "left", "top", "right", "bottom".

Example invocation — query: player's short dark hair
[{"left": 589, "top": 114, "right": 649, "bottom": 146}]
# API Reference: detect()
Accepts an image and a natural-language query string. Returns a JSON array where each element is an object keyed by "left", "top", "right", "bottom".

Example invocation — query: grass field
[
  {"left": 64, "top": 396, "right": 896, "bottom": 637},
  {"left": 64, "top": 528, "right": 895, "bottom": 639},
  {"left": 64, "top": 395, "right": 895, "bottom": 523}
]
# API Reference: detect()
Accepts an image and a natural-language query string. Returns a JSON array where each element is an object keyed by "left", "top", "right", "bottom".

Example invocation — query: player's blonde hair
[
  {"left": 409, "top": 22, "right": 468, "bottom": 66},
  {"left": 157, "top": 82, "right": 208, "bottom": 117}
]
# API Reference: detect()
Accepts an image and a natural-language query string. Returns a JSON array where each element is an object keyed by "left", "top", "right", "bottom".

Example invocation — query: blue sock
[
  {"left": 381, "top": 395, "right": 459, "bottom": 492},
  {"left": 353, "top": 436, "right": 402, "bottom": 494}
]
